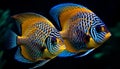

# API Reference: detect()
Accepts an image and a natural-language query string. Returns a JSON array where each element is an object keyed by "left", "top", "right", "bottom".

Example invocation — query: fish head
[
  {"left": 45, "top": 29, "right": 66, "bottom": 56},
  {"left": 86, "top": 14, "right": 111, "bottom": 49}
]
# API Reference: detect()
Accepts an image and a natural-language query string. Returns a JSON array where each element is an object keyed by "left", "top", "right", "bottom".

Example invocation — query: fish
[
  {"left": 49, "top": 3, "right": 111, "bottom": 57},
  {"left": 6, "top": 12, "right": 66, "bottom": 69}
]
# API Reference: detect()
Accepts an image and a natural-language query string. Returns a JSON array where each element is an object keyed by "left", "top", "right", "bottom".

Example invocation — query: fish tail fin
[
  {"left": 4, "top": 30, "right": 17, "bottom": 49},
  {"left": 0, "top": 11, "right": 20, "bottom": 50}
]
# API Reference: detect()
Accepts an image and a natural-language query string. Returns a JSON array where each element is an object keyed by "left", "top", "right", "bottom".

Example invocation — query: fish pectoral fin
[{"left": 29, "top": 59, "right": 51, "bottom": 69}]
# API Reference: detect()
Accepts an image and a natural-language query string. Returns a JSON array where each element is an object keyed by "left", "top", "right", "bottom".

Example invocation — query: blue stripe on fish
[{"left": 58, "top": 50, "right": 76, "bottom": 57}]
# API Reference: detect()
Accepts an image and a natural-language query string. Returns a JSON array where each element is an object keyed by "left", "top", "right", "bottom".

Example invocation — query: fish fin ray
[
  {"left": 75, "top": 48, "right": 95, "bottom": 58},
  {"left": 4, "top": 30, "right": 17, "bottom": 49},
  {"left": 29, "top": 59, "right": 50, "bottom": 69}
]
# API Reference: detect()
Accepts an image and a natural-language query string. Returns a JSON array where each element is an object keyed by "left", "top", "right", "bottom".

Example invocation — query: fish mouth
[
  {"left": 87, "top": 32, "right": 111, "bottom": 49},
  {"left": 49, "top": 43, "right": 66, "bottom": 56},
  {"left": 105, "top": 32, "right": 111, "bottom": 40},
  {"left": 55, "top": 44, "right": 66, "bottom": 55},
  {"left": 55, "top": 38, "right": 66, "bottom": 55}
]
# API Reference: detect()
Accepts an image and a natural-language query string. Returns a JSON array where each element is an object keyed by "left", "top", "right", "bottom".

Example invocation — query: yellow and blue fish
[
  {"left": 49, "top": 3, "right": 111, "bottom": 57},
  {"left": 6, "top": 12, "right": 66, "bottom": 68}
]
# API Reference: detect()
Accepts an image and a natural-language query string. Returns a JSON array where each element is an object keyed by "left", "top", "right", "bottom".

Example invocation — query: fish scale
[{"left": 24, "top": 22, "right": 57, "bottom": 60}]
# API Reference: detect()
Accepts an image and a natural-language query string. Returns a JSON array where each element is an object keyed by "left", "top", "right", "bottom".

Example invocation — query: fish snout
[
  {"left": 55, "top": 38, "right": 66, "bottom": 55},
  {"left": 105, "top": 32, "right": 111, "bottom": 40},
  {"left": 59, "top": 44, "right": 66, "bottom": 52}
]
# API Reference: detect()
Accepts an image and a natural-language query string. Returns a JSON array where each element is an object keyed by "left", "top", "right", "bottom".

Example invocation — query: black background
[{"left": 0, "top": 0, "right": 120, "bottom": 69}]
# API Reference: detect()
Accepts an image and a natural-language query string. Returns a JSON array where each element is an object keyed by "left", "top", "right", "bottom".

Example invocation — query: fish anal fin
[
  {"left": 42, "top": 48, "right": 56, "bottom": 59},
  {"left": 20, "top": 45, "right": 34, "bottom": 62},
  {"left": 15, "top": 47, "right": 33, "bottom": 63},
  {"left": 75, "top": 48, "right": 95, "bottom": 58},
  {"left": 58, "top": 50, "right": 76, "bottom": 57},
  {"left": 17, "top": 36, "right": 34, "bottom": 62},
  {"left": 63, "top": 39, "right": 78, "bottom": 52},
  {"left": 29, "top": 59, "right": 50, "bottom": 69}
]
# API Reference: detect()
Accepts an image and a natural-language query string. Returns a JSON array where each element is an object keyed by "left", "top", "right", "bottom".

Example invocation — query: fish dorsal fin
[
  {"left": 49, "top": 3, "right": 92, "bottom": 31},
  {"left": 12, "top": 12, "right": 54, "bottom": 34}
]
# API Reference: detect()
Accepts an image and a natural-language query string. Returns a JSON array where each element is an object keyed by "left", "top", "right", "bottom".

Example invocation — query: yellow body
[
  {"left": 58, "top": 6, "right": 111, "bottom": 53},
  {"left": 59, "top": 7, "right": 92, "bottom": 53},
  {"left": 13, "top": 13, "right": 66, "bottom": 62}
]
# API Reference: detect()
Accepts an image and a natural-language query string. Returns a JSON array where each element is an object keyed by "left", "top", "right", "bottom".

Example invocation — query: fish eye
[
  {"left": 96, "top": 25, "right": 104, "bottom": 33},
  {"left": 51, "top": 37, "right": 57, "bottom": 45},
  {"left": 45, "top": 36, "right": 57, "bottom": 47}
]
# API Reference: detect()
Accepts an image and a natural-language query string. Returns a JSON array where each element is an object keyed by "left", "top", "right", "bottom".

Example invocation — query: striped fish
[
  {"left": 49, "top": 3, "right": 111, "bottom": 57},
  {"left": 6, "top": 12, "right": 66, "bottom": 68}
]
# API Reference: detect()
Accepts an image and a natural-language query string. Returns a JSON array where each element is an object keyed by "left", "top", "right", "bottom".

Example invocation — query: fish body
[
  {"left": 49, "top": 3, "right": 111, "bottom": 57},
  {"left": 7, "top": 12, "right": 66, "bottom": 68}
]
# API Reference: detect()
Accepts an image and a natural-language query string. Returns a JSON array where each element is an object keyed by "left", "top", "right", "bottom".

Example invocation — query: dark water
[{"left": 0, "top": 0, "right": 120, "bottom": 69}]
